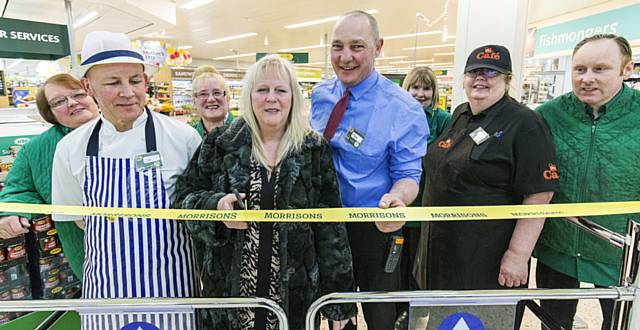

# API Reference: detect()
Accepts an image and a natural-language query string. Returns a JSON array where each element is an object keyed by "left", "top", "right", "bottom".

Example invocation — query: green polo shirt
[
  {"left": 190, "top": 112, "right": 235, "bottom": 137},
  {"left": 425, "top": 106, "right": 452, "bottom": 146}
]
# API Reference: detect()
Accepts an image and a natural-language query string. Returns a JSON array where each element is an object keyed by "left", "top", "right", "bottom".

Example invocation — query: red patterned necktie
[{"left": 323, "top": 89, "right": 350, "bottom": 141}]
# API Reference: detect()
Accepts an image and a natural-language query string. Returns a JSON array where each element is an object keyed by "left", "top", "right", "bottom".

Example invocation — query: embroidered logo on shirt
[
  {"left": 437, "top": 138, "right": 453, "bottom": 149},
  {"left": 543, "top": 163, "right": 560, "bottom": 180}
]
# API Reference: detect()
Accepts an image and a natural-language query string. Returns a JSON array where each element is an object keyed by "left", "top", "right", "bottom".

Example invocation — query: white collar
[{"left": 99, "top": 109, "right": 148, "bottom": 132}]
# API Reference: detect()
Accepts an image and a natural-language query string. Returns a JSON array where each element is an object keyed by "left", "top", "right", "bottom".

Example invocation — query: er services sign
[{"left": 0, "top": 17, "right": 70, "bottom": 60}]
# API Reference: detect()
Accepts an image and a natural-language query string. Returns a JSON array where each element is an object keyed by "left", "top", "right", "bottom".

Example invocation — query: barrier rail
[
  {"left": 0, "top": 297, "right": 289, "bottom": 330},
  {"left": 304, "top": 288, "right": 636, "bottom": 329},
  {"left": 304, "top": 218, "right": 640, "bottom": 329}
]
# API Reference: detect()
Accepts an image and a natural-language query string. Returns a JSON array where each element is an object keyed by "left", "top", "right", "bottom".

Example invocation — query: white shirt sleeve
[
  {"left": 51, "top": 139, "right": 84, "bottom": 222},
  {"left": 185, "top": 127, "right": 202, "bottom": 160}
]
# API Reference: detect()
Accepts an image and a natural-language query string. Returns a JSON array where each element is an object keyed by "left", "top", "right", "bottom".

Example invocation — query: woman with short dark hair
[
  {"left": 400, "top": 66, "right": 451, "bottom": 291},
  {"left": 0, "top": 73, "right": 99, "bottom": 277}
]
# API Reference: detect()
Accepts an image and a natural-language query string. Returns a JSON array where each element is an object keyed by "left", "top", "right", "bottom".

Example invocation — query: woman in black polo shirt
[{"left": 421, "top": 45, "right": 559, "bottom": 325}]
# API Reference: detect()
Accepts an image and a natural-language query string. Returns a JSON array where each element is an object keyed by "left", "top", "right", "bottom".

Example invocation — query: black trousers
[
  {"left": 394, "top": 226, "right": 421, "bottom": 328},
  {"left": 343, "top": 223, "right": 402, "bottom": 330},
  {"left": 399, "top": 226, "right": 421, "bottom": 291},
  {"left": 536, "top": 261, "right": 615, "bottom": 330}
]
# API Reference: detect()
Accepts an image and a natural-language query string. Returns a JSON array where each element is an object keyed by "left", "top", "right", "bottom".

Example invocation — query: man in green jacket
[{"left": 535, "top": 34, "right": 639, "bottom": 329}]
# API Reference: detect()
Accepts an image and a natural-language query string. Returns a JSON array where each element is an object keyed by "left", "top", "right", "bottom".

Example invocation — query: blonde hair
[
  {"left": 192, "top": 65, "right": 229, "bottom": 96},
  {"left": 240, "top": 54, "right": 313, "bottom": 170},
  {"left": 402, "top": 66, "right": 440, "bottom": 109}
]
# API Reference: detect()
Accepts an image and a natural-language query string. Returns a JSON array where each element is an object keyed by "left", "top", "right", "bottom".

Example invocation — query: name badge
[
  {"left": 345, "top": 128, "right": 364, "bottom": 148},
  {"left": 134, "top": 151, "right": 163, "bottom": 172},
  {"left": 469, "top": 126, "right": 490, "bottom": 145}
]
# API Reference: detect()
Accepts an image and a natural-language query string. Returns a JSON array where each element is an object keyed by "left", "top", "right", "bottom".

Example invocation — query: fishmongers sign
[{"left": 0, "top": 201, "right": 639, "bottom": 223}]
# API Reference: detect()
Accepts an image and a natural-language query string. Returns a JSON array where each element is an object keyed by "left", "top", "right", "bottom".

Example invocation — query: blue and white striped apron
[{"left": 80, "top": 109, "right": 195, "bottom": 330}]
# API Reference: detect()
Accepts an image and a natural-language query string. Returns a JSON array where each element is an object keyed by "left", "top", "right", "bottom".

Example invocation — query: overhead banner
[
  {"left": 0, "top": 17, "right": 70, "bottom": 60},
  {"left": 295, "top": 67, "right": 322, "bottom": 82},
  {"left": 534, "top": 3, "right": 640, "bottom": 55},
  {"left": 132, "top": 40, "right": 193, "bottom": 67},
  {"left": 171, "top": 68, "right": 195, "bottom": 80},
  {"left": 133, "top": 40, "right": 167, "bottom": 67},
  {"left": 256, "top": 52, "right": 309, "bottom": 63}
]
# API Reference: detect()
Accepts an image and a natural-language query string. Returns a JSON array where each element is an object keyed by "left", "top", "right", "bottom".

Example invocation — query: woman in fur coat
[{"left": 175, "top": 54, "right": 356, "bottom": 330}]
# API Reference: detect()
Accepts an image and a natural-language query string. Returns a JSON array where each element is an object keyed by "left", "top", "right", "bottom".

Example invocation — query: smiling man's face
[
  {"left": 330, "top": 15, "right": 382, "bottom": 88},
  {"left": 571, "top": 38, "right": 633, "bottom": 111}
]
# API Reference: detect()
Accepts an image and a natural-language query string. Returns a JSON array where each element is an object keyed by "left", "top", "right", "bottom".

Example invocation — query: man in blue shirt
[{"left": 310, "top": 10, "right": 429, "bottom": 330}]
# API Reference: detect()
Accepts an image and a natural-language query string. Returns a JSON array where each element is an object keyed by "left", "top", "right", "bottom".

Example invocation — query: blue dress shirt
[{"left": 311, "top": 71, "right": 429, "bottom": 207}]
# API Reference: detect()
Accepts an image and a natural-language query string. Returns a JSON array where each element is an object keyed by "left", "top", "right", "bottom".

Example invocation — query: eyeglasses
[
  {"left": 48, "top": 91, "right": 89, "bottom": 109},
  {"left": 464, "top": 68, "right": 500, "bottom": 79},
  {"left": 195, "top": 90, "right": 226, "bottom": 99}
]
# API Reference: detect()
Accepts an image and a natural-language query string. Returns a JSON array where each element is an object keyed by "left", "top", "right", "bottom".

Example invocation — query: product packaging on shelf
[
  {"left": 26, "top": 215, "right": 81, "bottom": 300},
  {"left": 0, "top": 235, "right": 28, "bottom": 271},
  {"left": 0, "top": 235, "right": 31, "bottom": 324}
]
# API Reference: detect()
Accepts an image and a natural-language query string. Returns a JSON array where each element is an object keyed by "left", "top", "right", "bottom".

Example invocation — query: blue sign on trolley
[
  {"left": 120, "top": 322, "right": 161, "bottom": 330},
  {"left": 438, "top": 312, "right": 485, "bottom": 330}
]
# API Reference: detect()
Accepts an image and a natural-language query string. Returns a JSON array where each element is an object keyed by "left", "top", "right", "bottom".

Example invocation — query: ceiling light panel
[
  {"left": 394, "top": 62, "right": 454, "bottom": 70},
  {"left": 6, "top": 59, "right": 23, "bottom": 70},
  {"left": 73, "top": 11, "right": 99, "bottom": 29},
  {"left": 376, "top": 56, "right": 408, "bottom": 60},
  {"left": 212, "top": 52, "right": 256, "bottom": 60},
  {"left": 295, "top": 61, "right": 327, "bottom": 66},
  {"left": 278, "top": 44, "right": 325, "bottom": 52},
  {"left": 388, "top": 59, "right": 434, "bottom": 64},
  {"left": 284, "top": 16, "right": 340, "bottom": 29},
  {"left": 180, "top": 0, "right": 215, "bottom": 10},
  {"left": 206, "top": 33, "right": 258, "bottom": 44},
  {"left": 403, "top": 43, "right": 456, "bottom": 50},
  {"left": 384, "top": 31, "right": 441, "bottom": 40}
]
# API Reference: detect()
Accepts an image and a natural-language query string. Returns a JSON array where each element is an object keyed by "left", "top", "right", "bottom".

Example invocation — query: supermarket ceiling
[{"left": 0, "top": 0, "right": 621, "bottom": 69}]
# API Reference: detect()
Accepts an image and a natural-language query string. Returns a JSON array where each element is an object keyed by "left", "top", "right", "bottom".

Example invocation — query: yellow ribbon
[{"left": 1, "top": 201, "right": 639, "bottom": 222}]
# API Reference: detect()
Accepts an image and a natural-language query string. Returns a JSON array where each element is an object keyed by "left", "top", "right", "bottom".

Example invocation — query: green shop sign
[
  {"left": 0, "top": 17, "right": 70, "bottom": 60},
  {"left": 534, "top": 4, "right": 640, "bottom": 55},
  {"left": 256, "top": 52, "right": 308, "bottom": 63}
]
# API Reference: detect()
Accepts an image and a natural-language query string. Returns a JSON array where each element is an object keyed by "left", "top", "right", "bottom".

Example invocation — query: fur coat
[{"left": 174, "top": 118, "right": 356, "bottom": 329}]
